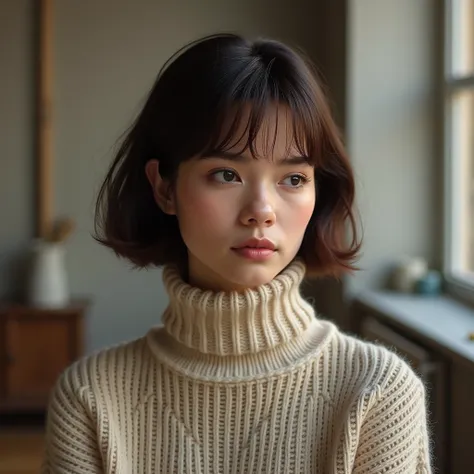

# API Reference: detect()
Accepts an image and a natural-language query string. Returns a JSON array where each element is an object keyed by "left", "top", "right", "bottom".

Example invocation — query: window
[{"left": 444, "top": 0, "right": 474, "bottom": 291}]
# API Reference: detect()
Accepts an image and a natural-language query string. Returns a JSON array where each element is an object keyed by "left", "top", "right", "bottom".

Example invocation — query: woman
[{"left": 42, "top": 34, "right": 432, "bottom": 473}]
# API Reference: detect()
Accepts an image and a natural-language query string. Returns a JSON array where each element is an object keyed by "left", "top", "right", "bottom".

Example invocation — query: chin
[
  {"left": 188, "top": 251, "right": 295, "bottom": 292},
  {"left": 224, "top": 262, "right": 281, "bottom": 290}
]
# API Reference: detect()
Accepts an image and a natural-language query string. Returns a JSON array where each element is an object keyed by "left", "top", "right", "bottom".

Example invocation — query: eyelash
[
  {"left": 211, "top": 169, "right": 241, "bottom": 184},
  {"left": 281, "top": 173, "right": 310, "bottom": 188},
  {"left": 210, "top": 169, "right": 311, "bottom": 188}
]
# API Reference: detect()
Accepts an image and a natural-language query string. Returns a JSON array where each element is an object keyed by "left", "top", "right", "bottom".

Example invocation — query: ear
[{"left": 145, "top": 160, "right": 177, "bottom": 215}]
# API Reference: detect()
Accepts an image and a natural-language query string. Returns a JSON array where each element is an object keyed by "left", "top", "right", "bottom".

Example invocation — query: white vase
[{"left": 28, "top": 240, "right": 69, "bottom": 308}]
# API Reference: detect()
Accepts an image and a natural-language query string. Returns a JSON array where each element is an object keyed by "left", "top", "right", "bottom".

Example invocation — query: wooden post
[{"left": 37, "top": 0, "right": 53, "bottom": 239}]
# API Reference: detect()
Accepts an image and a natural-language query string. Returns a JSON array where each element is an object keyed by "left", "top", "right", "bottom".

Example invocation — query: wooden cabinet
[{"left": 0, "top": 301, "right": 87, "bottom": 413}]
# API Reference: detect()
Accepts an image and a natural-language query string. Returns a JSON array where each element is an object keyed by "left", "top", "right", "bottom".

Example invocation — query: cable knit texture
[{"left": 42, "top": 260, "right": 432, "bottom": 473}]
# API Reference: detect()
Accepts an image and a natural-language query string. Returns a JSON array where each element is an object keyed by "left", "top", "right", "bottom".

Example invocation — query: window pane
[
  {"left": 451, "top": 88, "right": 474, "bottom": 273},
  {"left": 451, "top": 0, "right": 474, "bottom": 76}
]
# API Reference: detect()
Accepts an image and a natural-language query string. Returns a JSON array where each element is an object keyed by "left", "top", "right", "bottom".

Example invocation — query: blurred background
[{"left": 1, "top": 0, "right": 473, "bottom": 473}]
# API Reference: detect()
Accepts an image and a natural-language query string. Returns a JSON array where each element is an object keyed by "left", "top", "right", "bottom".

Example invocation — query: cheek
[
  {"left": 286, "top": 192, "right": 316, "bottom": 233},
  {"left": 176, "top": 180, "right": 233, "bottom": 233}
]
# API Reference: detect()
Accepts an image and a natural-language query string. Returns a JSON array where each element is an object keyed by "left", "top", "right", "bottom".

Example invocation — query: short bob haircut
[{"left": 94, "top": 34, "right": 360, "bottom": 277}]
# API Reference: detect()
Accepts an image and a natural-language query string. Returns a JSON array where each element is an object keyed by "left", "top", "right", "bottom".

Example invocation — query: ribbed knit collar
[
  {"left": 146, "top": 259, "right": 335, "bottom": 381},
  {"left": 161, "top": 259, "right": 316, "bottom": 356}
]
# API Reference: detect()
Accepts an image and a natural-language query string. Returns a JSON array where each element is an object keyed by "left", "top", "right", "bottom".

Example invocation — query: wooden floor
[{"left": 0, "top": 429, "right": 44, "bottom": 474}]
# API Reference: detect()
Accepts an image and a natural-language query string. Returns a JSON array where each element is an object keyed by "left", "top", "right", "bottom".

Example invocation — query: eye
[
  {"left": 211, "top": 169, "right": 241, "bottom": 184},
  {"left": 280, "top": 174, "right": 309, "bottom": 188}
]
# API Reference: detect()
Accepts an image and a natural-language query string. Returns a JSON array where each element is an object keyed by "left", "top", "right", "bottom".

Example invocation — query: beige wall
[
  {"left": 0, "top": 0, "right": 35, "bottom": 301},
  {"left": 1, "top": 0, "right": 327, "bottom": 351},
  {"left": 345, "top": 0, "right": 441, "bottom": 294}
]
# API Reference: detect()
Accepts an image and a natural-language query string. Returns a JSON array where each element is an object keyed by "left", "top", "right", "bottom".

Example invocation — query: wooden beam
[{"left": 37, "top": 0, "right": 53, "bottom": 239}]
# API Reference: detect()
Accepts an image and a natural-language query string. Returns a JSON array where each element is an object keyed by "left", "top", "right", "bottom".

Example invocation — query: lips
[{"left": 233, "top": 237, "right": 276, "bottom": 251}]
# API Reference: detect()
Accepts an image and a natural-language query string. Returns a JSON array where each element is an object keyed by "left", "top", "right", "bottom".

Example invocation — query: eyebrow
[{"left": 199, "top": 151, "right": 310, "bottom": 165}]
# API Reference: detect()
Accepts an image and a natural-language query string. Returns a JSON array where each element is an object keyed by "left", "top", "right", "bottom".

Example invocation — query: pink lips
[{"left": 232, "top": 238, "right": 276, "bottom": 261}]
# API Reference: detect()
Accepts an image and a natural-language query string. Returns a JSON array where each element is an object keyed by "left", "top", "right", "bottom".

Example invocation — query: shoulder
[
  {"left": 50, "top": 336, "right": 153, "bottom": 401},
  {"left": 327, "top": 326, "right": 424, "bottom": 397}
]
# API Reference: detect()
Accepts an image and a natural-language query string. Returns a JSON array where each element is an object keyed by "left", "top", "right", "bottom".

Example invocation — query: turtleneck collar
[
  {"left": 162, "top": 259, "right": 316, "bottom": 356},
  {"left": 146, "top": 259, "right": 336, "bottom": 381}
]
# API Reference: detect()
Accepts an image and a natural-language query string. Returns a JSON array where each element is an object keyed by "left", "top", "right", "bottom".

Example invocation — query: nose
[{"left": 239, "top": 199, "right": 276, "bottom": 227}]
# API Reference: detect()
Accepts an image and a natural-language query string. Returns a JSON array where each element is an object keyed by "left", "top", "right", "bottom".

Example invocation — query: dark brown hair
[{"left": 94, "top": 34, "right": 360, "bottom": 276}]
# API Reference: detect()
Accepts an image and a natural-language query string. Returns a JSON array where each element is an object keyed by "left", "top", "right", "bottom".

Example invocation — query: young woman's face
[{"left": 174, "top": 107, "right": 315, "bottom": 291}]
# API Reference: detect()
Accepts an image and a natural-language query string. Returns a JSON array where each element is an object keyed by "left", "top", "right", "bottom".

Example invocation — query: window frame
[{"left": 443, "top": 0, "right": 474, "bottom": 302}]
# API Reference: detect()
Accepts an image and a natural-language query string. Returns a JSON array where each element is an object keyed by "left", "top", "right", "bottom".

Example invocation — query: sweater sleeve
[
  {"left": 352, "top": 363, "right": 432, "bottom": 474},
  {"left": 41, "top": 370, "right": 103, "bottom": 474}
]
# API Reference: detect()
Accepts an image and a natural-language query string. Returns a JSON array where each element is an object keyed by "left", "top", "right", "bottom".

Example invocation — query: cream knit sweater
[{"left": 42, "top": 260, "right": 432, "bottom": 473}]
